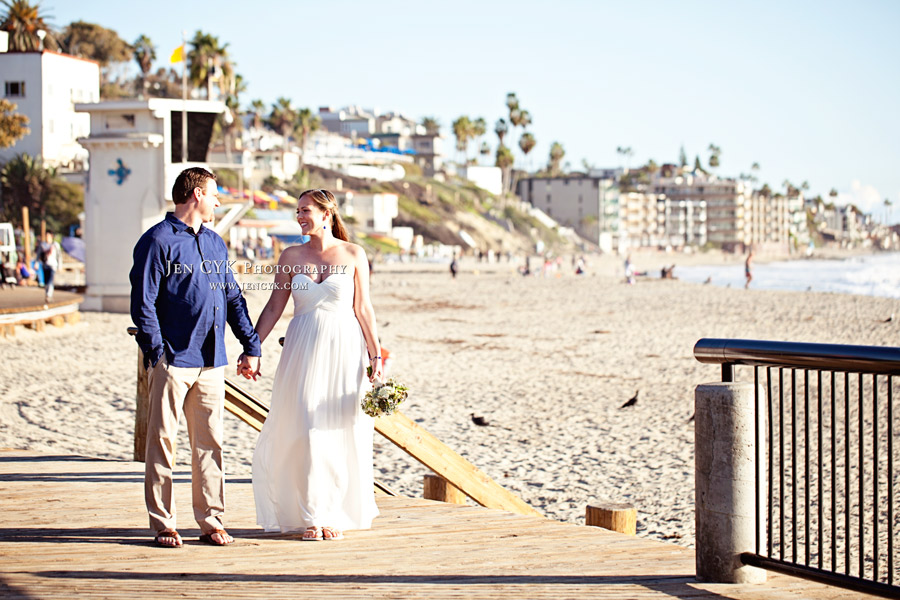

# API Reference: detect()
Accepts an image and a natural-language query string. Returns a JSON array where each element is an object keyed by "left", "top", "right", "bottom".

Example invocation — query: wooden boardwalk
[{"left": 0, "top": 450, "right": 870, "bottom": 599}]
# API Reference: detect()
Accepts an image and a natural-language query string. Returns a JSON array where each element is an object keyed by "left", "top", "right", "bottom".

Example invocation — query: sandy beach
[{"left": 2, "top": 250, "right": 898, "bottom": 548}]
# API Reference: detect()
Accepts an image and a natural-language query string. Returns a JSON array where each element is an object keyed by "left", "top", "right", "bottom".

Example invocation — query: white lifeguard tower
[{"left": 75, "top": 99, "right": 225, "bottom": 312}]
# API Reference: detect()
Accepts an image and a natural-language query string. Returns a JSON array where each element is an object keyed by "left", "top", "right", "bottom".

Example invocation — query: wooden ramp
[{"left": 0, "top": 450, "right": 864, "bottom": 599}]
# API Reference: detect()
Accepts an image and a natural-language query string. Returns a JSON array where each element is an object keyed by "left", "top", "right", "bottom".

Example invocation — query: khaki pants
[{"left": 145, "top": 360, "right": 226, "bottom": 534}]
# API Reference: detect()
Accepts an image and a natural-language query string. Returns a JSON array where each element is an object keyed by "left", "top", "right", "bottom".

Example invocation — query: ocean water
[{"left": 675, "top": 252, "right": 900, "bottom": 299}]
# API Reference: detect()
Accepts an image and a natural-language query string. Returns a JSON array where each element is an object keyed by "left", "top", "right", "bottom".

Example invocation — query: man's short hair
[{"left": 172, "top": 167, "right": 216, "bottom": 205}]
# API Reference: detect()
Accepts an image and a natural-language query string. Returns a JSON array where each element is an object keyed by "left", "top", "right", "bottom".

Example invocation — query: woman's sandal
[
  {"left": 322, "top": 526, "right": 344, "bottom": 541},
  {"left": 302, "top": 526, "right": 323, "bottom": 541},
  {"left": 154, "top": 529, "right": 183, "bottom": 548}
]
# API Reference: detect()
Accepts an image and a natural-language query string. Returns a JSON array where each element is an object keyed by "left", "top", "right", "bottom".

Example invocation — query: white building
[
  {"left": 0, "top": 49, "right": 100, "bottom": 168},
  {"left": 318, "top": 105, "right": 374, "bottom": 138},
  {"left": 652, "top": 172, "right": 749, "bottom": 251},
  {"left": 457, "top": 165, "right": 502, "bottom": 196},
  {"left": 338, "top": 192, "right": 399, "bottom": 235},
  {"left": 75, "top": 98, "right": 225, "bottom": 312},
  {"left": 657, "top": 197, "right": 707, "bottom": 248}
]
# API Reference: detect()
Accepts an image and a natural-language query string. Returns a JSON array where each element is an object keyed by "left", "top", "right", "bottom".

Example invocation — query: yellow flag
[{"left": 169, "top": 44, "right": 184, "bottom": 64}]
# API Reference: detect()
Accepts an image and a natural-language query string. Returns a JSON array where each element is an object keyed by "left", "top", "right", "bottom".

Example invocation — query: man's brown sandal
[
  {"left": 154, "top": 529, "right": 183, "bottom": 548},
  {"left": 199, "top": 528, "right": 234, "bottom": 546}
]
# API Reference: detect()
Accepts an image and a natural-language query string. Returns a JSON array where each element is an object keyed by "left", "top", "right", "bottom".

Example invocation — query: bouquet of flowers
[{"left": 361, "top": 376, "right": 409, "bottom": 418}]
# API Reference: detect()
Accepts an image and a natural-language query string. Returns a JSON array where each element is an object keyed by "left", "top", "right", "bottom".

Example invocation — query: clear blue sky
[{"left": 50, "top": 0, "right": 900, "bottom": 222}]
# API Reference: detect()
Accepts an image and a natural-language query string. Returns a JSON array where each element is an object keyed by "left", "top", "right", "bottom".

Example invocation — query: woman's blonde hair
[{"left": 299, "top": 189, "right": 349, "bottom": 242}]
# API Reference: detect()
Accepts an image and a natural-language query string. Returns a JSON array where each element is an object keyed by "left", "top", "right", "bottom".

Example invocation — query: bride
[{"left": 245, "top": 188, "right": 382, "bottom": 541}]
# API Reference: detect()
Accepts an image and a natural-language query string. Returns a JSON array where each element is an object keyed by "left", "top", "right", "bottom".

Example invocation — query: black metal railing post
[{"left": 694, "top": 338, "right": 900, "bottom": 597}]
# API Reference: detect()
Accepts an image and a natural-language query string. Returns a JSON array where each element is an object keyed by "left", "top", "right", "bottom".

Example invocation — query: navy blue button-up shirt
[{"left": 130, "top": 212, "right": 261, "bottom": 368}]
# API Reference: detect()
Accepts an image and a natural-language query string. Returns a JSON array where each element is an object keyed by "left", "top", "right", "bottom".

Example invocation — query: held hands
[{"left": 237, "top": 353, "right": 261, "bottom": 381}]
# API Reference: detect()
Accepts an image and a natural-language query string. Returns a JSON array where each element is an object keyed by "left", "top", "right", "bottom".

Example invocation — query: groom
[{"left": 130, "top": 167, "right": 260, "bottom": 548}]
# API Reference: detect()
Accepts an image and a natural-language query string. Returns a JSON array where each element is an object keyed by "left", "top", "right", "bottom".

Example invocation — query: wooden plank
[
  {"left": 374, "top": 410, "right": 543, "bottom": 518},
  {"left": 0, "top": 450, "right": 873, "bottom": 600}
]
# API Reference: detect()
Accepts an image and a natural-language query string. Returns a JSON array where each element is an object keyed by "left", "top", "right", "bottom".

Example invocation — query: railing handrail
[{"left": 694, "top": 338, "right": 900, "bottom": 375}]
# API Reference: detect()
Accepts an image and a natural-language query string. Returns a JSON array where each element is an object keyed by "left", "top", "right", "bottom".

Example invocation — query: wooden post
[
  {"left": 22, "top": 206, "right": 31, "bottom": 269},
  {"left": 423, "top": 474, "right": 466, "bottom": 505},
  {"left": 585, "top": 503, "right": 637, "bottom": 535},
  {"left": 134, "top": 351, "right": 149, "bottom": 462}
]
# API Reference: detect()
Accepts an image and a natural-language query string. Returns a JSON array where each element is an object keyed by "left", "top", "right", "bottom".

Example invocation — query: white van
[
  {"left": 0, "top": 222, "right": 16, "bottom": 285},
  {"left": 0, "top": 222, "right": 14, "bottom": 256}
]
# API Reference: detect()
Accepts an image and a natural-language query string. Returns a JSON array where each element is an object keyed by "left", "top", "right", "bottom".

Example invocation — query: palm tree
[
  {"left": 494, "top": 118, "right": 508, "bottom": 148},
  {"left": 295, "top": 107, "right": 321, "bottom": 167},
  {"left": 218, "top": 73, "right": 245, "bottom": 163},
  {"left": 187, "top": 30, "right": 231, "bottom": 99},
  {"left": 884, "top": 198, "right": 893, "bottom": 225},
  {"left": 707, "top": 143, "right": 721, "bottom": 169},
  {"left": 782, "top": 179, "right": 796, "bottom": 196},
  {"left": 759, "top": 184, "right": 772, "bottom": 198},
  {"left": 479, "top": 141, "right": 491, "bottom": 157},
  {"left": 0, "top": 0, "right": 56, "bottom": 52},
  {"left": 0, "top": 99, "right": 29, "bottom": 148},
  {"left": 471, "top": 117, "right": 486, "bottom": 164},
  {"left": 0, "top": 153, "right": 51, "bottom": 226},
  {"left": 829, "top": 188, "right": 838, "bottom": 199},
  {"left": 495, "top": 145, "right": 514, "bottom": 196},
  {"left": 506, "top": 92, "right": 519, "bottom": 114},
  {"left": 133, "top": 35, "right": 155, "bottom": 98},
  {"left": 548, "top": 142, "right": 565, "bottom": 176},
  {"left": 420, "top": 116, "right": 440, "bottom": 135},
  {"left": 266, "top": 97, "right": 297, "bottom": 151},
  {"left": 451, "top": 115, "right": 472, "bottom": 164},
  {"left": 248, "top": 99, "right": 266, "bottom": 130},
  {"left": 616, "top": 146, "right": 633, "bottom": 170},
  {"left": 518, "top": 132, "right": 536, "bottom": 170}
]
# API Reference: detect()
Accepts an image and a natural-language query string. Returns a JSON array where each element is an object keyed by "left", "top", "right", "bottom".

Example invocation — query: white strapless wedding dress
[{"left": 252, "top": 271, "right": 379, "bottom": 532}]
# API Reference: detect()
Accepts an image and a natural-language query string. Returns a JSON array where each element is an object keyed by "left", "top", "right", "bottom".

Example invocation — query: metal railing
[{"left": 694, "top": 338, "right": 900, "bottom": 598}]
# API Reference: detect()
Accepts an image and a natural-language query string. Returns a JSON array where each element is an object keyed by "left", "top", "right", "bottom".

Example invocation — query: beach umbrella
[{"left": 61, "top": 236, "right": 86, "bottom": 262}]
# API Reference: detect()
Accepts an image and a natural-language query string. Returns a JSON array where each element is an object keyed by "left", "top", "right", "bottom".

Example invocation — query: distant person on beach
[
  {"left": 624, "top": 255, "right": 635, "bottom": 285},
  {"left": 745, "top": 250, "right": 754, "bottom": 289},
  {"left": 249, "top": 188, "right": 381, "bottom": 542},
  {"left": 130, "top": 167, "right": 261, "bottom": 549},
  {"left": 36, "top": 231, "right": 61, "bottom": 303},
  {"left": 450, "top": 255, "right": 459, "bottom": 279}
]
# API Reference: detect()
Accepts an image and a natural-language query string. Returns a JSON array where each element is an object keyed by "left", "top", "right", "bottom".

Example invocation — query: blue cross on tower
[{"left": 108, "top": 159, "right": 131, "bottom": 185}]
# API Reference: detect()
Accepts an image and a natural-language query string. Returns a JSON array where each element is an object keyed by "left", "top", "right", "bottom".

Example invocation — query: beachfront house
[
  {"left": 0, "top": 44, "right": 99, "bottom": 170},
  {"left": 337, "top": 191, "right": 399, "bottom": 235},
  {"left": 319, "top": 105, "right": 375, "bottom": 138}
]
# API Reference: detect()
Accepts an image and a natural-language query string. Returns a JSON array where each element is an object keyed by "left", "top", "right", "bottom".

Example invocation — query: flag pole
[{"left": 181, "top": 30, "right": 187, "bottom": 163}]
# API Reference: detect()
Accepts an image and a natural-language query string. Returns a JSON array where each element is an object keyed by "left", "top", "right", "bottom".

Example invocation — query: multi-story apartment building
[
  {"left": 657, "top": 197, "right": 707, "bottom": 248},
  {"left": 516, "top": 176, "right": 619, "bottom": 251},
  {"left": 746, "top": 192, "right": 791, "bottom": 253},
  {"left": 619, "top": 191, "right": 664, "bottom": 248},
  {"left": 652, "top": 172, "right": 750, "bottom": 251},
  {"left": 0, "top": 48, "right": 100, "bottom": 169}
]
